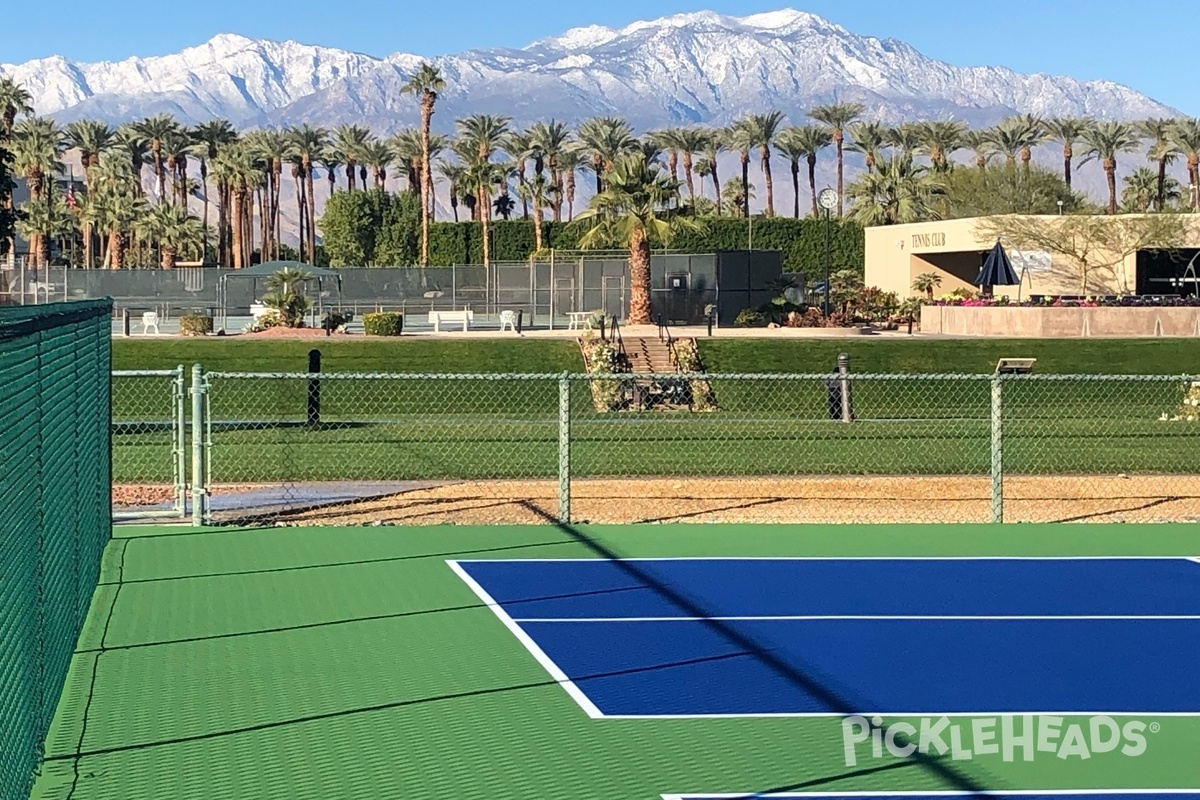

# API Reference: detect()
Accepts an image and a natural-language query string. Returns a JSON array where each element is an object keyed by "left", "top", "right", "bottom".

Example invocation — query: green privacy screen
[{"left": 0, "top": 300, "right": 112, "bottom": 800}]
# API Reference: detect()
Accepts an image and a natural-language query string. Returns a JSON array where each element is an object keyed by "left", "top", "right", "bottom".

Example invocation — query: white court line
[
  {"left": 456, "top": 556, "right": 1199, "bottom": 563},
  {"left": 661, "top": 792, "right": 1200, "bottom": 800},
  {"left": 512, "top": 615, "right": 1200, "bottom": 623},
  {"left": 445, "top": 559, "right": 604, "bottom": 720}
]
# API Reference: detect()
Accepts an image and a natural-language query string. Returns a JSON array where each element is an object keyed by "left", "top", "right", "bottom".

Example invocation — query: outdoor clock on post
[{"left": 818, "top": 188, "right": 839, "bottom": 212}]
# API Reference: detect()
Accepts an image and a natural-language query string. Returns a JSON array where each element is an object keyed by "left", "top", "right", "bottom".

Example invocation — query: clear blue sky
[{"left": 5, "top": 0, "right": 1197, "bottom": 114}]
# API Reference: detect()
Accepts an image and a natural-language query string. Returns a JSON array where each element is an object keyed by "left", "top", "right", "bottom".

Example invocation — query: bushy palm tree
[
  {"left": 65, "top": 120, "right": 116, "bottom": 267},
  {"left": 576, "top": 116, "right": 638, "bottom": 194},
  {"left": 11, "top": 117, "right": 65, "bottom": 266},
  {"left": 518, "top": 173, "right": 555, "bottom": 252},
  {"left": 1079, "top": 121, "right": 1141, "bottom": 214},
  {"left": 847, "top": 121, "right": 888, "bottom": 173},
  {"left": 695, "top": 129, "right": 726, "bottom": 215},
  {"left": 809, "top": 102, "right": 863, "bottom": 217},
  {"left": 914, "top": 120, "right": 967, "bottom": 172},
  {"left": 210, "top": 143, "right": 260, "bottom": 268},
  {"left": 776, "top": 125, "right": 831, "bottom": 218},
  {"left": 529, "top": 120, "right": 573, "bottom": 221},
  {"left": 0, "top": 77, "right": 34, "bottom": 139},
  {"left": 741, "top": 111, "right": 786, "bottom": 217},
  {"left": 359, "top": 140, "right": 394, "bottom": 189},
  {"left": 1138, "top": 118, "right": 1178, "bottom": 212},
  {"left": 436, "top": 159, "right": 467, "bottom": 222},
  {"left": 885, "top": 124, "right": 923, "bottom": 157},
  {"left": 576, "top": 153, "right": 702, "bottom": 324},
  {"left": 1044, "top": 117, "right": 1092, "bottom": 189},
  {"left": 1121, "top": 166, "right": 1181, "bottom": 212},
  {"left": 332, "top": 124, "right": 373, "bottom": 192},
  {"left": 1169, "top": 118, "right": 1200, "bottom": 211},
  {"left": 188, "top": 119, "right": 237, "bottom": 262},
  {"left": 963, "top": 129, "right": 998, "bottom": 171},
  {"left": 139, "top": 202, "right": 205, "bottom": 268},
  {"left": 726, "top": 118, "right": 755, "bottom": 218},
  {"left": 133, "top": 114, "right": 182, "bottom": 202},
  {"left": 503, "top": 128, "right": 538, "bottom": 218},
  {"left": 287, "top": 124, "right": 329, "bottom": 261},
  {"left": 846, "top": 154, "right": 946, "bottom": 226},
  {"left": 912, "top": 272, "right": 942, "bottom": 302},
  {"left": 402, "top": 62, "right": 445, "bottom": 265}
]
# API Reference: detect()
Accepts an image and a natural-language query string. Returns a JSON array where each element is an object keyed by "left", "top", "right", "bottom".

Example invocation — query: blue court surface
[{"left": 449, "top": 557, "right": 1200, "bottom": 718}]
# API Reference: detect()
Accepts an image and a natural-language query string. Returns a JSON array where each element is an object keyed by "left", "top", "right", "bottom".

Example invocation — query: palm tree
[
  {"left": 85, "top": 151, "right": 145, "bottom": 268},
  {"left": 11, "top": 117, "right": 65, "bottom": 267},
  {"left": 287, "top": 124, "right": 328, "bottom": 261},
  {"left": 188, "top": 119, "right": 237, "bottom": 263},
  {"left": 0, "top": 77, "right": 34, "bottom": 139},
  {"left": 576, "top": 117, "right": 638, "bottom": 193},
  {"left": 696, "top": 129, "right": 725, "bottom": 215},
  {"left": 650, "top": 128, "right": 683, "bottom": 185},
  {"left": 1079, "top": 121, "right": 1141, "bottom": 214},
  {"left": 461, "top": 154, "right": 508, "bottom": 266},
  {"left": 809, "top": 102, "right": 864, "bottom": 217},
  {"left": 529, "top": 120, "right": 573, "bottom": 222},
  {"left": 914, "top": 120, "right": 967, "bottom": 173},
  {"left": 1121, "top": 166, "right": 1182, "bottom": 212},
  {"left": 726, "top": 118, "right": 755, "bottom": 218},
  {"left": 885, "top": 124, "right": 923, "bottom": 157},
  {"left": 963, "top": 129, "right": 998, "bottom": 171},
  {"left": 359, "top": 140, "right": 394, "bottom": 189},
  {"left": 162, "top": 128, "right": 194, "bottom": 206},
  {"left": 987, "top": 115, "right": 1044, "bottom": 172},
  {"left": 436, "top": 159, "right": 468, "bottom": 222},
  {"left": 775, "top": 125, "right": 830, "bottom": 218},
  {"left": 1138, "top": 118, "right": 1179, "bottom": 212},
  {"left": 847, "top": 121, "right": 888, "bottom": 173},
  {"left": 455, "top": 115, "right": 511, "bottom": 217},
  {"left": 1170, "top": 118, "right": 1200, "bottom": 211},
  {"left": 332, "top": 125, "right": 373, "bottom": 192},
  {"left": 211, "top": 143, "right": 261, "bottom": 268},
  {"left": 246, "top": 130, "right": 289, "bottom": 262},
  {"left": 503, "top": 128, "right": 538, "bottom": 218},
  {"left": 912, "top": 272, "right": 942, "bottom": 302},
  {"left": 518, "top": 174, "right": 555, "bottom": 252},
  {"left": 402, "top": 62, "right": 446, "bottom": 266},
  {"left": 133, "top": 114, "right": 182, "bottom": 202},
  {"left": 576, "top": 153, "right": 702, "bottom": 324},
  {"left": 318, "top": 148, "right": 343, "bottom": 199},
  {"left": 741, "top": 111, "right": 786, "bottom": 217},
  {"left": 139, "top": 202, "right": 205, "bottom": 268},
  {"left": 669, "top": 127, "right": 709, "bottom": 210},
  {"left": 65, "top": 120, "right": 116, "bottom": 267},
  {"left": 1044, "top": 117, "right": 1092, "bottom": 189},
  {"left": 113, "top": 126, "right": 150, "bottom": 196},
  {"left": 558, "top": 146, "right": 585, "bottom": 221},
  {"left": 846, "top": 154, "right": 946, "bottom": 226}
]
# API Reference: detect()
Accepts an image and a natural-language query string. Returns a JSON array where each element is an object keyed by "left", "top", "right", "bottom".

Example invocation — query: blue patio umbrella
[{"left": 974, "top": 240, "right": 1020, "bottom": 288}]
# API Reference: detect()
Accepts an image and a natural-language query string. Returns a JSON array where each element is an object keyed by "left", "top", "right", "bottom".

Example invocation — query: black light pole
[
  {"left": 817, "top": 187, "right": 837, "bottom": 318},
  {"left": 822, "top": 206, "right": 831, "bottom": 317}
]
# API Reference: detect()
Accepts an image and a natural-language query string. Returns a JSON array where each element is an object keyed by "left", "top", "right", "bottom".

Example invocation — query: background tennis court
[{"left": 29, "top": 522, "right": 1200, "bottom": 800}]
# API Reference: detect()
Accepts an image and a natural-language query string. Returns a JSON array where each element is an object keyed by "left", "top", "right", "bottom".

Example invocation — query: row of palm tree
[{"left": 5, "top": 68, "right": 1200, "bottom": 269}]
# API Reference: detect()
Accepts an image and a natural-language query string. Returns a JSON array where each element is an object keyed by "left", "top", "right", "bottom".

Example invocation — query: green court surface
[{"left": 31, "top": 523, "right": 1200, "bottom": 800}]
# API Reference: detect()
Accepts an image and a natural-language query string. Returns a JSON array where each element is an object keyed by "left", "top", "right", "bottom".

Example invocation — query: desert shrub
[
  {"left": 178, "top": 313, "right": 213, "bottom": 336},
  {"left": 734, "top": 309, "right": 766, "bottom": 327},
  {"left": 322, "top": 310, "right": 353, "bottom": 332},
  {"left": 363, "top": 312, "right": 404, "bottom": 336}
]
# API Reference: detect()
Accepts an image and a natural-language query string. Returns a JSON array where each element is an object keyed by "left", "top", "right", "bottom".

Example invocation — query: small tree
[
  {"left": 975, "top": 214, "right": 1189, "bottom": 295},
  {"left": 912, "top": 272, "right": 942, "bottom": 302},
  {"left": 264, "top": 267, "right": 313, "bottom": 327}
]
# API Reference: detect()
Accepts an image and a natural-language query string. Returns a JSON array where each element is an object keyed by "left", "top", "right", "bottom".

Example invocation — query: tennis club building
[{"left": 864, "top": 215, "right": 1200, "bottom": 300}]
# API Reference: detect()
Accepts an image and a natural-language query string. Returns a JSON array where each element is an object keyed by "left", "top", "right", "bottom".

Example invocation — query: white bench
[{"left": 428, "top": 309, "right": 474, "bottom": 332}]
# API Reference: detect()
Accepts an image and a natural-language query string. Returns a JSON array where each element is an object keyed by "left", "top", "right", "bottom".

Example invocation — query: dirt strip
[{"left": 236, "top": 475, "right": 1200, "bottom": 526}]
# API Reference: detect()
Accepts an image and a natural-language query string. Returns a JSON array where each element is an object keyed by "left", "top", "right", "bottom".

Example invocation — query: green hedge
[
  {"left": 322, "top": 192, "right": 866, "bottom": 277},
  {"left": 363, "top": 312, "right": 404, "bottom": 336},
  {"left": 427, "top": 217, "right": 863, "bottom": 278},
  {"left": 178, "top": 313, "right": 213, "bottom": 336}
]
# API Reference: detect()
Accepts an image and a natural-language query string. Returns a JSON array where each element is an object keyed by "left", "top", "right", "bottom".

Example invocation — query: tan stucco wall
[
  {"left": 865, "top": 215, "right": 1200, "bottom": 298},
  {"left": 921, "top": 306, "right": 1200, "bottom": 337}
]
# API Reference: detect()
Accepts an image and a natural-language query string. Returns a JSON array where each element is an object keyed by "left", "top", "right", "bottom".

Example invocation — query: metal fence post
[
  {"left": 190, "top": 364, "right": 207, "bottom": 526},
  {"left": 558, "top": 373, "right": 571, "bottom": 524},
  {"left": 990, "top": 374, "right": 1004, "bottom": 524},
  {"left": 838, "top": 353, "right": 854, "bottom": 423},
  {"left": 173, "top": 365, "right": 187, "bottom": 515}
]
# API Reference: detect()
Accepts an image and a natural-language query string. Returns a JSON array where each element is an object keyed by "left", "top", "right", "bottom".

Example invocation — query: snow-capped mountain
[{"left": 1, "top": 9, "right": 1178, "bottom": 132}]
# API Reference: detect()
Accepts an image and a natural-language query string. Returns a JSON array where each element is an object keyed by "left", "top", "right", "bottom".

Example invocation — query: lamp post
[{"left": 817, "top": 188, "right": 839, "bottom": 317}]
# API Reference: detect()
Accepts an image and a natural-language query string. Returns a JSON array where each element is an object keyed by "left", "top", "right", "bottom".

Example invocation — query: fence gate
[{"left": 110, "top": 367, "right": 188, "bottom": 520}]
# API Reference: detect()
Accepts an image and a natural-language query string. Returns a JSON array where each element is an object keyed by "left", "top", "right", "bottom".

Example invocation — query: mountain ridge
[{"left": 0, "top": 8, "right": 1179, "bottom": 132}]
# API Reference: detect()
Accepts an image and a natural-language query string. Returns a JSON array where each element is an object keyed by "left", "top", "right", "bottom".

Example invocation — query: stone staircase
[{"left": 626, "top": 337, "right": 677, "bottom": 374}]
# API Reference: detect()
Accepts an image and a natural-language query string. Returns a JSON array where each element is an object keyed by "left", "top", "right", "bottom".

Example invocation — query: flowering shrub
[
  {"left": 668, "top": 339, "right": 718, "bottom": 412},
  {"left": 1160, "top": 382, "right": 1200, "bottom": 422},
  {"left": 932, "top": 295, "right": 1200, "bottom": 308},
  {"left": 243, "top": 309, "right": 284, "bottom": 333},
  {"left": 580, "top": 332, "right": 626, "bottom": 412}
]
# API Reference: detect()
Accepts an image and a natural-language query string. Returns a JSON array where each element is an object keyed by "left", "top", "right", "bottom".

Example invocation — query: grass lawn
[{"left": 110, "top": 337, "right": 1200, "bottom": 484}]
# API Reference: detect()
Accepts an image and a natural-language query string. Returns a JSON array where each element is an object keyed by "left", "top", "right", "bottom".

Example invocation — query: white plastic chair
[
  {"left": 499, "top": 310, "right": 518, "bottom": 332},
  {"left": 141, "top": 311, "right": 160, "bottom": 335}
]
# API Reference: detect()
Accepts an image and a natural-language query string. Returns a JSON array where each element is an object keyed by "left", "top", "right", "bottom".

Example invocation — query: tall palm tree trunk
[
  {"left": 259, "top": 189, "right": 269, "bottom": 262},
  {"left": 1063, "top": 145, "right": 1073, "bottom": 189},
  {"left": 790, "top": 159, "right": 801, "bottom": 219},
  {"left": 761, "top": 147, "right": 775, "bottom": 217},
  {"left": 1156, "top": 156, "right": 1168, "bottom": 211},
  {"left": 711, "top": 163, "right": 721, "bottom": 216},
  {"left": 627, "top": 227, "right": 652, "bottom": 325},
  {"left": 834, "top": 133, "right": 845, "bottom": 217},
  {"left": 1105, "top": 160, "right": 1118, "bottom": 215},
  {"left": 200, "top": 162, "right": 210, "bottom": 262},
  {"left": 480, "top": 180, "right": 491, "bottom": 267},
  {"left": 231, "top": 189, "right": 244, "bottom": 269},
  {"left": 682, "top": 153, "right": 696, "bottom": 208},
  {"left": 549, "top": 162, "right": 562, "bottom": 222},
  {"left": 807, "top": 154, "right": 819, "bottom": 218},
  {"left": 740, "top": 153, "right": 750, "bottom": 218}
]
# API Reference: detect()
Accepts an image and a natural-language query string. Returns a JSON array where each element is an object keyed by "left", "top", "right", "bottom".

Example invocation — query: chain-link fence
[
  {"left": 110, "top": 367, "right": 188, "bottom": 520},
  {"left": 173, "top": 369, "right": 1200, "bottom": 527},
  {"left": 0, "top": 300, "right": 111, "bottom": 800}
]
